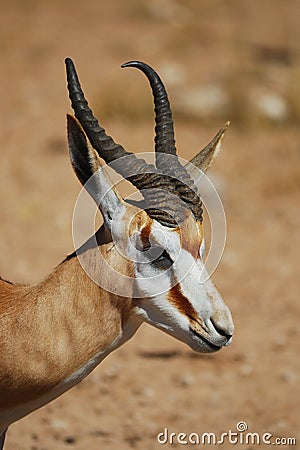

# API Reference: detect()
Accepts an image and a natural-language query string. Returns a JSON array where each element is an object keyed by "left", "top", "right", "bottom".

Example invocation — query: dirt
[{"left": 0, "top": 1, "right": 299, "bottom": 449}]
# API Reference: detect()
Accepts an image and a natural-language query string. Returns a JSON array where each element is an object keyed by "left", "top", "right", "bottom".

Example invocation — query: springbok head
[{"left": 65, "top": 58, "right": 234, "bottom": 353}]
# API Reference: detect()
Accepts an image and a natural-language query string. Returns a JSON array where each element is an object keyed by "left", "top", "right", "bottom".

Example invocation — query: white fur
[{"left": 130, "top": 221, "right": 234, "bottom": 353}]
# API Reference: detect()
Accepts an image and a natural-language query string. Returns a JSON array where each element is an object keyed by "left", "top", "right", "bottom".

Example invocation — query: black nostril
[{"left": 212, "top": 322, "right": 232, "bottom": 340}]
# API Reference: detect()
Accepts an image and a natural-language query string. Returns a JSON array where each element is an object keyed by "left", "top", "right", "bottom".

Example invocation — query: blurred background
[{"left": 0, "top": 0, "right": 299, "bottom": 449}]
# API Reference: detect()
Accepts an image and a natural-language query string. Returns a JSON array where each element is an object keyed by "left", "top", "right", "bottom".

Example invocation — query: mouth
[{"left": 189, "top": 327, "right": 222, "bottom": 352}]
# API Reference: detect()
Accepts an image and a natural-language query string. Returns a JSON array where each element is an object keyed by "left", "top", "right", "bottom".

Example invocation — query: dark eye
[
  {"left": 155, "top": 249, "right": 171, "bottom": 262},
  {"left": 152, "top": 249, "right": 173, "bottom": 269}
]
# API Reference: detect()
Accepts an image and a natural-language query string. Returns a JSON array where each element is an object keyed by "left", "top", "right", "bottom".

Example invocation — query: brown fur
[
  {"left": 168, "top": 274, "right": 198, "bottom": 323},
  {"left": 0, "top": 207, "right": 204, "bottom": 412},
  {"left": 140, "top": 221, "right": 153, "bottom": 249},
  {"left": 176, "top": 215, "right": 203, "bottom": 259},
  {"left": 0, "top": 242, "right": 133, "bottom": 410}
]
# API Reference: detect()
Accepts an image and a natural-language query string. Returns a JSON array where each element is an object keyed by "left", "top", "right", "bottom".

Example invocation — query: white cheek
[
  {"left": 136, "top": 294, "right": 190, "bottom": 337},
  {"left": 173, "top": 249, "right": 196, "bottom": 282},
  {"left": 178, "top": 257, "right": 212, "bottom": 318},
  {"left": 134, "top": 264, "right": 171, "bottom": 297}
]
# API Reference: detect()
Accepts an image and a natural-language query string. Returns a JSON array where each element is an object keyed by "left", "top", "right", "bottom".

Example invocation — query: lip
[{"left": 189, "top": 327, "right": 222, "bottom": 351}]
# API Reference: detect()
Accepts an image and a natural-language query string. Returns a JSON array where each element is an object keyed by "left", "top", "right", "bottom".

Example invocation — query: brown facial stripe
[
  {"left": 128, "top": 209, "right": 153, "bottom": 249},
  {"left": 140, "top": 220, "right": 152, "bottom": 249},
  {"left": 175, "top": 217, "right": 203, "bottom": 259},
  {"left": 168, "top": 274, "right": 199, "bottom": 324}
]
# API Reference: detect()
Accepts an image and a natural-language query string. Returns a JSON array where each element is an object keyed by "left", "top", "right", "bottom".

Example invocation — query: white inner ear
[
  {"left": 87, "top": 165, "right": 122, "bottom": 227},
  {"left": 200, "top": 238, "right": 205, "bottom": 259}
]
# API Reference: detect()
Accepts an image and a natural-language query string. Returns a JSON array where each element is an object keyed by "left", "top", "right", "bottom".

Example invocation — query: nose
[
  {"left": 209, "top": 307, "right": 234, "bottom": 344},
  {"left": 211, "top": 320, "right": 233, "bottom": 342}
]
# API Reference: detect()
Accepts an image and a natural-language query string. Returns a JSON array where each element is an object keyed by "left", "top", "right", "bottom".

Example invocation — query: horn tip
[
  {"left": 65, "top": 57, "right": 74, "bottom": 66},
  {"left": 121, "top": 61, "right": 140, "bottom": 69},
  {"left": 217, "top": 121, "right": 230, "bottom": 140},
  {"left": 216, "top": 121, "right": 230, "bottom": 148},
  {"left": 121, "top": 61, "right": 150, "bottom": 71}
]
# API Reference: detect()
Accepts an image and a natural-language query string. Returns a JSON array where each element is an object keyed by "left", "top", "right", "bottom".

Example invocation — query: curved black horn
[
  {"left": 65, "top": 57, "right": 158, "bottom": 184},
  {"left": 66, "top": 58, "right": 203, "bottom": 225},
  {"left": 121, "top": 61, "right": 177, "bottom": 168},
  {"left": 66, "top": 58, "right": 126, "bottom": 163},
  {"left": 122, "top": 61, "right": 202, "bottom": 217}
]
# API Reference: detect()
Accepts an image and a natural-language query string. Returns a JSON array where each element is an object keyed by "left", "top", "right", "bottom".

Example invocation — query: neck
[{"left": 0, "top": 227, "right": 142, "bottom": 427}]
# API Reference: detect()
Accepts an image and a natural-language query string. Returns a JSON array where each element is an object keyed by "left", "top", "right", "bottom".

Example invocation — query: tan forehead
[
  {"left": 175, "top": 215, "right": 203, "bottom": 258},
  {"left": 126, "top": 207, "right": 153, "bottom": 236},
  {"left": 125, "top": 204, "right": 202, "bottom": 257}
]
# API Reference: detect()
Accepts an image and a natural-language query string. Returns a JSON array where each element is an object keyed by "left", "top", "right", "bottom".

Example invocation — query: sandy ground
[{"left": 0, "top": 1, "right": 299, "bottom": 449}]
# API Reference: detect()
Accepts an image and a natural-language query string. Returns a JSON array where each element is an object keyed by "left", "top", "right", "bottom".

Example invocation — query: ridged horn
[
  {"left": 121, "top": 61, "right": 176, "bottom": 163},
  {"left": 65, "top": 57, "right": 157, "bottom": 186},
  {"left": 122, "top": 61, "right": 202, "bottom": 219},
  {"left": 65, "top": 58, "right": 203, "bottom": 225}
]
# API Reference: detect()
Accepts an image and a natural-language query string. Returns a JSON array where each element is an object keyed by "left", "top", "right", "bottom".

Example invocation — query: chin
[{"left": 189, "top": 338, "right": 222, "bottom": 354}]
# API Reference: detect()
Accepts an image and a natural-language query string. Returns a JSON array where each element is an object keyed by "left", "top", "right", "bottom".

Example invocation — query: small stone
[
  {"left": 145, "top": 0, "right": 190, "bottom": 23},
  {"left": 51, "top": 419, "right": 67, "bottom": 430},
  {"left": 240, "top": 364, "right": 253, "bottom": 376},
  {"left": 179, "top": 373, "right": 195, "bottom": 386},
  {"left": 143, "top": 387, "right": 155, "bottom": 397},
  {"left": 104, "top": 363, "right": 121, "bottom": 379},
  {"left": 254, "top": 92, "right": 288, "bottom": 121},
  {"left": 160, "top": 62, "right": 187, "bottom": 86},
  {"left": 64, "top": 436, "right": 76, "bottom": 444},
  {"left": 280, "top": 371, "right": 298, "bottom": 383},
  {"left": 174, "top": 85, "right": 229, "bottom": 119},
  {"left": 276, "top": 420, "right": 288, "bottom": 429},
  {"left": 273, "top": 335, "right": 287, "bottom": 348}
]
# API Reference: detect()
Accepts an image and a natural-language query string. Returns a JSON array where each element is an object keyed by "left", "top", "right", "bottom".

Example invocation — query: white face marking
[
  {"left": 129, "top": 221, "right": 182, "bottom": 296},
  {"left": 110, "top": 206, "right": 233, "bottom": 352},
  {"left": 130, "top": 217, "right": 234, "bottom": 353}
]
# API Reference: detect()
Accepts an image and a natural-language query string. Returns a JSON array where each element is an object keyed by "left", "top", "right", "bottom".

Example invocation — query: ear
[
  {"left": 189, "top": 121, "right": 230, "bottom": 173},
  {"left": 67, "top": 114, "right": 122, "bottom": 228}
]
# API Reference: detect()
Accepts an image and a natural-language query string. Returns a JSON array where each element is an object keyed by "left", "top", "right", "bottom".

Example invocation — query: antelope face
[
  {"left": 66, "top": 58, "right": 234, "bottom": 354},
  {"left": 124, "top": 208, "right": 234, "bottom": 353}
]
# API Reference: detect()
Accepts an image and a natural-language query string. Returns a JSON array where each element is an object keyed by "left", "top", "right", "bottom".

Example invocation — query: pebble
[
  {"left": 280, "top": 370, "right": 298, "bottom": 383},
  {"left": 240, "top": 364, "right": 253, "bottom": 376},
  {"left": 145, "top": 0, "right": 190, "bottom": 23},
  {"left": 143, "top": 387, "right": 155, "bottom": 397},
  {"left": 64, "top": 436, "right": 76, "bottom": 444},
  {"left": 159, "top": 62, "right": 187, "bottom": 86},
  {"left": 273, "top": 334, "right": 287, "bottom": 348},
  {"left": 178, "top": 373, "right": 195, "bottom": 386},
  {"left": 51, "top": 419, "right": 68, "bottom": 430},
  {"left": 254, "top": 92, "right": 288, "bottom": 121},
  {"left": 174, "top": 85, "right": 229, "bottom": 119},
  {"left": 104, "top": 363, "right": 121, "bottom": 379}
]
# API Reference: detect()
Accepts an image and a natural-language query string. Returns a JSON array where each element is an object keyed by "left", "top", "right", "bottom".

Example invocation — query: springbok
[{"left": 0, "top": 58, "right": 234, "bottom": 448}]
